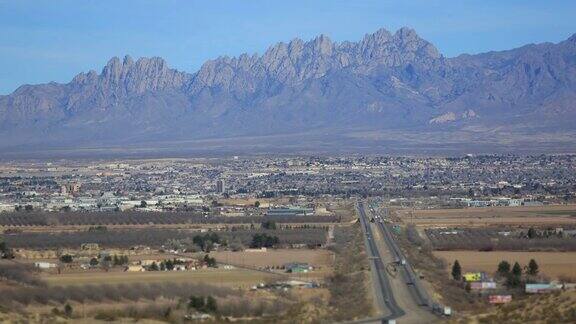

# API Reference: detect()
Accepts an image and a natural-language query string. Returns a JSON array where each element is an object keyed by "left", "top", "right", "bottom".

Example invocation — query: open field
[
  {"left": 41, "top": 268, "right": 280, "bottom": 288},
  {"left": 434, "top": 251, "right": 576, "bottom": 279},
  {"left": 211, "top": 248, "right": 333, "bottom": 268},
  {"left": 397, "top": 205, "right": 576, "bottom": 227},
  {"left": 211, "top": 248, "right": 334, "bottom": 280}
]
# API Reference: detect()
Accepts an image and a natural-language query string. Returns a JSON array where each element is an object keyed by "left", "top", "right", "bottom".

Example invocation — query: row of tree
[
  {"left": 496, "top": 259, "right": 539, "bottom": 287},
  {"left": 0, "top": 241, "right": 14, "bottom": 259},
  {"left": 146, "top": 255, "right": 216, "bottom": 271},
  {"left": 431, "top": 236, "right": 576, "bottom": 252},
  {"left": 250, "top": 233, "right": 280, "bottom": 248},
  {"left": 188, "top": 295, "right": 217, "bottom": 313},
  {"left": 3, "top": 228, "right": 326, "bottom": 249},
  {"left": 192, "top": 233, "right": 222, "bottom": 252},
  {"left": 59, "top": 254, "right": 130, "bottom": 267},
  {"left": 0, "top": 211, "right": 337, "bottom": 226},
  {"left": 451, "top": 258, "right": 539, "bottom": 288}
]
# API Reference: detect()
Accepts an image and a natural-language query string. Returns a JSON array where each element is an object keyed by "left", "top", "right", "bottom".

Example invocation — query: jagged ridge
[{"left": 0, "top": 27, "right": 575, "bottom": 152}]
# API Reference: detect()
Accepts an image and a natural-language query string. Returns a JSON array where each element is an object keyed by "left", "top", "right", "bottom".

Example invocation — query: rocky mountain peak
[
  {"left": 123, "top": 55, "right": 134, "bottom": 67},
  {"left": 288, "top": 38, "right": 304, "bottom": 50},
  {"left": 367, "top": 27, "right": 393, "bottom": 43},
  {"left": 191, "top": 26, "right": 445, "bottom": 91},
  {"left": 393, "top": 27, "right": 440, "bottom": 59},
  {"left": 65, "top": 55, "right": 192, "bottom": 109},
  {"left": 71, "top": 69, "right": 99, "bottom": 85},
  {"left": 311, "top": 34, "right": 334, "bottom": 55},
  {"left": 263, "top": 42, "right": 290, "bottom": 62},
  {"left": 353, "top": 27, "right": 440, "bottom": 67},
  {"left": 101, "top": 56, "right": 123, "bottom": 81},
  {"left": 393, "top": 27, "right": 418, "bottom": 41},
  {"left": 101, "top": 56, "right": 171, "bottom": 77}
]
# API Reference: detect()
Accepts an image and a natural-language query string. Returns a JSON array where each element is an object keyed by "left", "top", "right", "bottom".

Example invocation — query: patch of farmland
[
  {"left": 3, "top": 228, "right": 328, "bottom": 249},
  {"left": 0, "top": 211, "right": 339, "bottom": 227},
  {"left": 425, "top": 227, "right": 576, "bottom": 251},
  {"left": 41, "top": 268, "right": 277, "bottom": 288},
  {"left": 211, "top": 249, "right": 333, "bottom": 268},
  {"left": 434, "top": 251, "right": 576, "bottom": 279},
  {"left": 398, "top": 205, "right": 576, "bottom": 227}
]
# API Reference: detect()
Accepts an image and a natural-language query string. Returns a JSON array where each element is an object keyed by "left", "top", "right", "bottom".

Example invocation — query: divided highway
[
  {"left": 357, "top": 201, "right": 436, "bottom": 323},
  {"left": 358, "top": 202, "right": 405, "bottom": 321},
  {"left": 376, "top": 207, "right": 431, "bottom": 307}
]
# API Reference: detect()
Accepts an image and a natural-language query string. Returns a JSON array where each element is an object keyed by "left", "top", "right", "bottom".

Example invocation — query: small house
[
  {"left": 34, "top": 262, "right": 57, "bottom": 269},
  {"left": 125, "top": 265, "right": 145, "bottom": 272},
  {"left": 173, "top": 264, "right": 186, "bottom": 271},
  {"left": 284, "top": 262, "right": 313, "bottom": 273}
]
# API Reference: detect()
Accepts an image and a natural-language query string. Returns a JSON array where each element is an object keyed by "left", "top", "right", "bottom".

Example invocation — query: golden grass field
[
  {"left": 397, "top": 205, "right": 576, "bottom": 227},
  {"left": 41, "top": 268, "right": 279, "bottom": 288},
  {"left": 434, "top": 251, "right": 576, "bottom": 279}
]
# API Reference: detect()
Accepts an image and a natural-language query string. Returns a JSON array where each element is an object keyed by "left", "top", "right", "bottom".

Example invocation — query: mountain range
[{"left": 1, "top": 27, "right": 575, "bottom": 156}]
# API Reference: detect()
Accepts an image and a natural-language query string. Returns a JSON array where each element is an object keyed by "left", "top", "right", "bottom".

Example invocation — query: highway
[
  {"left": 357, "top": 201, "right": 436, "bottom": 324},
  {"left": 357, "top": 201, "right": 405, "bottom": 321},
  {"left": 376, "top": 207, "right": 431, "bottom": 308}
]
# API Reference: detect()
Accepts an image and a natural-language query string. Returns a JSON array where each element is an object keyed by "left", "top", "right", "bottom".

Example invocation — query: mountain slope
[{"left": 1, "top": 27, "right": 575, "bottom": 154}]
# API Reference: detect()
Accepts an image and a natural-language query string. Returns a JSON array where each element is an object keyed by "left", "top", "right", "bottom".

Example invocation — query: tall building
[{"left": 216, "top": 179, "right": 225, "bottom": 194}]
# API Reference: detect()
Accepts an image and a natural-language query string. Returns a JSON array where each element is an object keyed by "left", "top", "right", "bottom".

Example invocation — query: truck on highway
[{"left": 432, "top": 303, "right": 452, "bottom": 316}]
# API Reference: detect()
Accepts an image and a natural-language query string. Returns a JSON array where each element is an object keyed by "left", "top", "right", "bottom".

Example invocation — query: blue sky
[{"left": 1, "top": 0, "right": 575, "bottom": 95}]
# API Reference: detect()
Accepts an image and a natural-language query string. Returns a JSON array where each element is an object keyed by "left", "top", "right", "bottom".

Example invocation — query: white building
[
  {"left": 0, "top": 203, "right": 15, "bottom": 212},
  {"left": 34, "top": 262, "right": 57, "bottom": 269}
]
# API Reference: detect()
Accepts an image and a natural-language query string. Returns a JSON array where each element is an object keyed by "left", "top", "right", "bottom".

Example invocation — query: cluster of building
[
  {"left": 250, "top": 280, "right": 320, "bottom": 291},
  {"left": 459, "top": 270, "right": 576, "bottom": 305},
  {"left": 0, "top": 155, "right": 574, "bottom": 213},
  {"left": 450, "top": 197, "right": 543, "bottom": 208},
  {"left": 30, "top": 241, "right": 223, "bottom": 273},
  {"left": 125, "top": 257, "right": 224, "bottom": 272}
]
